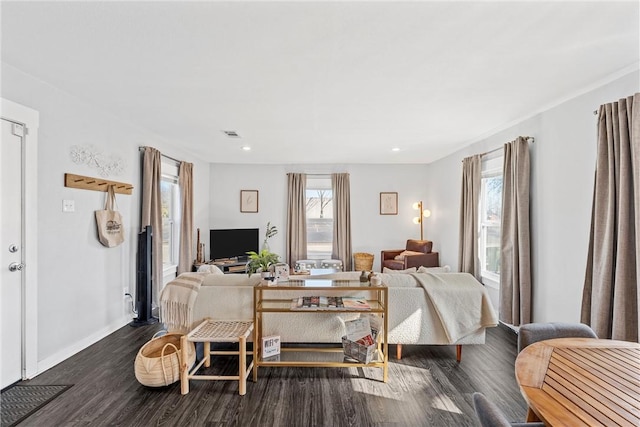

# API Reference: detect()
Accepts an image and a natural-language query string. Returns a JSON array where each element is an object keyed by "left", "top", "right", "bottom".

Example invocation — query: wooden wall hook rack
[{"left": 64, "top": 173, "right": 133, "bottom": 195}]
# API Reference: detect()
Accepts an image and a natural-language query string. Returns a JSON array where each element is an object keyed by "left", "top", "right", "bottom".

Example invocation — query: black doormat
[{"left": 1, "top": 384, "right": 72, "bottom": 427}]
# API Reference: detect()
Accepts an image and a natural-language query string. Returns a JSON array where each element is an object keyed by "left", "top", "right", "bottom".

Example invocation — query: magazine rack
[{"left": 253, "top": 278, "right": 388, "bottom": 382}]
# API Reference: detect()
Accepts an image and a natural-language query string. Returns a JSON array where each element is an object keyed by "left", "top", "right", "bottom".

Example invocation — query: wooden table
[{"left": 515, "top": 338, "right": 640, "bottom": 426}]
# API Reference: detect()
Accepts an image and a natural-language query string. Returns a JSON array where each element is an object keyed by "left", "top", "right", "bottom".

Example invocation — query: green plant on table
[
  {"left": 246, "top": 249, "right": 280, "bottom": 276},
  {"left": 265, "top": 222, "right": 278, "bottom": 240},
  {"left": 262, "top": 222, "right": 278, "bottom": 251}
]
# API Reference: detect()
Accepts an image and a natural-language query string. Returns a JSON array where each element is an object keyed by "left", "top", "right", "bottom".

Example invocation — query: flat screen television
[{"left": 210, "top": 228, "right": 259, "bottom": 261}]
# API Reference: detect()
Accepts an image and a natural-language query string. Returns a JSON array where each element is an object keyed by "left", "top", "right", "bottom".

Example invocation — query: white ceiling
[{"left": 2, "top": 1, "right": 638, "bottom": 164}]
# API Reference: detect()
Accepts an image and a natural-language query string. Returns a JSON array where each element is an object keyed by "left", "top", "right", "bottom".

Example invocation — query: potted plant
[
  {"left": 246, "top": 249, "right": 280, "bottom": 277},
  {"left": 262, "top": 222, "right": 278, "bottom": 252}
]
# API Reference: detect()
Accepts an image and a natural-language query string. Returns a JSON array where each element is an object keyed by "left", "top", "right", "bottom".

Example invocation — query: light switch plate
[{"left": 62, "top": 199, "right": 75, "bottom": 212}]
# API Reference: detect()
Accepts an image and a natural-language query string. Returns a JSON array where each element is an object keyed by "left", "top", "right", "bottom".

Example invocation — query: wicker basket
[
  {"left": 134, "top": 332, "right": 196, "bottom": 387},
  {"left": 353, "top": 252, "right": 374, "bottom": 271}
]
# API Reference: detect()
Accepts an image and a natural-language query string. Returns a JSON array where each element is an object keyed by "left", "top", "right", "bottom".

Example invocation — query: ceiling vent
[{"left": 222, "top": 130, "right": 240, "bottom": 138}]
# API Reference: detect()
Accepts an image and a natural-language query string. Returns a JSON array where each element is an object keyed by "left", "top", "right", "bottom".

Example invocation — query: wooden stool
[{"left": 180, "top": 319, "right": 254, "bottom": 396}]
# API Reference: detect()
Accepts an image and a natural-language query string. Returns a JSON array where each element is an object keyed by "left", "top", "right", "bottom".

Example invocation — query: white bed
[{"left": 172, "top": 271, "right": 499, "bottom": 360}]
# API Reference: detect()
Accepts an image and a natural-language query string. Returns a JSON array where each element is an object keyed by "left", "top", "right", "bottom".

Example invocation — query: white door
[{"left": 1, "top": 118, "right": 24, "bottom": 388}]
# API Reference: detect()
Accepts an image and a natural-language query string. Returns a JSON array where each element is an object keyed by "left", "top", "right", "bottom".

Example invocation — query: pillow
[
  {"left": 197, "top": 264, "right": 224, "bottom": 275},
  {"left": 378, "top": 273, "right": 420, "bottom": 288},
  {"left": 417, "top": 265, "right": 452, "bottom": 273},
  {"left": 393, "top": 250, "right": 424, "bottom": 261},
  {"left": 382, "top": 267, "right": 417, "bottom": 274},
  {"left": 202, "top": 273, "right": 261, "bottom": 287}
]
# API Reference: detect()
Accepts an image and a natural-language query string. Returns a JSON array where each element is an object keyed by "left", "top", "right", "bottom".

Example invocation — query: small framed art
[
  {"left": 240, "top": 190, "right": 259, "bottom": 213},
  {"left": 380, "top": 192, "right": 398, "bottom": 215}
]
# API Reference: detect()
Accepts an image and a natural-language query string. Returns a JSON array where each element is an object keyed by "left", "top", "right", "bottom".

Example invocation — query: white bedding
[
  {"left": 175, "top": 271, "right": 497, "bottom": 346},
  {"left": 411, "top": 272, "right": 498, "bottom": 343}
]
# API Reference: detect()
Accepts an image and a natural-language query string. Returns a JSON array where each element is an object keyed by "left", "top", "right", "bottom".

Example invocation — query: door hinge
[{"left": 11, "top": 123, "right": 24, "bottom": 137}]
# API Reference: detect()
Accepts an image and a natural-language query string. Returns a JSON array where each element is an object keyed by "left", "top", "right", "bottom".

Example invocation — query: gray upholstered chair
[
  {"left": 472, "top": 393, "right": 544, "bottom": 427},
  {"left": 517, "top": 322, "right": 597, "bottom": 353}
]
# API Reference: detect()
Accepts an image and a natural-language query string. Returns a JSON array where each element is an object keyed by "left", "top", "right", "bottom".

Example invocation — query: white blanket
[
  {"left": 411, "top": 272, "right": 498, "bottom": 343},
  {"left": 159, "top": 272, "right": 207, "bottom": 333}
]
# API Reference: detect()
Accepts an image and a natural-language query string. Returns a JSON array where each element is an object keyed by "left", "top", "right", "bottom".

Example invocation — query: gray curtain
[
  {"left": 500, "top": 137, "right": 531, "bottom": 326},
  {"left": 177, "top": 161, "right": 193, "bottom": 274},
  {"left": 141, "top": 147, "right": 163, "bottom": 307},
  {"left": 582, "top": 94, "right": 639, "bottom": 342},
  {"left": 286, "top": 173, "right": 307, "bottom": 267},
  {"left": 458, "top": 155, "right": 482, "bottom": 279},
  {"left": 332, "top": 173, "right": 352, "bottom": 271}
]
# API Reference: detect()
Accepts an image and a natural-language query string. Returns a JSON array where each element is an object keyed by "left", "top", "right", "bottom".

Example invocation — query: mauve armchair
[{"left": 380, "top": 239, "right": 439, "bottom": 272}]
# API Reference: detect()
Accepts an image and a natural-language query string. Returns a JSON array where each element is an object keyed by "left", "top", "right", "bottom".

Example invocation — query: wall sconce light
[{"left": 412, "top": 201, "right": 431, "bottom": 240}]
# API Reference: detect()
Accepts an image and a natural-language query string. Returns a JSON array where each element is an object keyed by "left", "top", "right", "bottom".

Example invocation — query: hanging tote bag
[{"left": 95, "top": 185, "right": 125, "bottom": 247}]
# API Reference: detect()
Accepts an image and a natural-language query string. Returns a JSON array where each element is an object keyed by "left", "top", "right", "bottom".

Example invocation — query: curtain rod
[
  {"left": 286, "top": 173, "right": 348, "bottom": 177},
  {"left": 138, "top": 146, "right": 181, "bottom": 164},
  {"left": 479, "top": 136, "right": 535, "bottom": 158}
]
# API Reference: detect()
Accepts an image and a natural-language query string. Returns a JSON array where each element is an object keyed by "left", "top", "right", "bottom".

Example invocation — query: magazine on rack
[
  {"left": 341, "top": 297, "right": 371, "bottom": 310},
  {"left": 290, "top": 296, "right": 371, "bottom": 310},
  {"left": 342, "top": 316, "right": 380, "bottom": 363},
  {"left": 290, "top": 296, "right": 347, "bottom": 310},
  {"left": 345, "top": 317, "right": 374, "bottom": 343}
]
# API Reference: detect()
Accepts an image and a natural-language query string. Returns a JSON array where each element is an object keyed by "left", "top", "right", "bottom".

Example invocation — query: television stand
[
  {"left": 194, "top": 260, "right": 248, "bottom": 274},
  {"left": 218, "top": 261, "right": 248, "bottom": 274}
]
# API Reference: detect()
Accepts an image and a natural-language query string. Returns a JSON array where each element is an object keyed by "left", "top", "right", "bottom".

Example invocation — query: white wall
[
  {"left": 425, "top": 70, "right": 639, "bottom": 323},
  {"left": 4, "top": 56, "right": 635, "bottom": 374},
  {"left": 1, "top": 63, "right": 210, "bottom": 373},
  {"left": 209, "top": 163, "right": 430, "bottom": 271}
]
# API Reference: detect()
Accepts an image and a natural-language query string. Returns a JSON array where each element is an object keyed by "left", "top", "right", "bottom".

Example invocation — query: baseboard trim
[
  {"left": 498, "top": 321, "right": 518, "bottom": 335},
  {"left": 33, "top": 316, "right": 131, "bottom": 378}
]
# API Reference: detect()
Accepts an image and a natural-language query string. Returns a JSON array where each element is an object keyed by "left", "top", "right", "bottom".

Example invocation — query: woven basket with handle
[
  {"left": 353, "top": 252, "right": 374, "bottom": 271},
  {"left": 134, "top": 332, "right": 196, "bottom": 387}
]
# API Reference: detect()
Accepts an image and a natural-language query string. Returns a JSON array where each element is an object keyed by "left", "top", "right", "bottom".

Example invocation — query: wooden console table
[{"left": 253, "top": 278, "right": 388, "bottom": 382}]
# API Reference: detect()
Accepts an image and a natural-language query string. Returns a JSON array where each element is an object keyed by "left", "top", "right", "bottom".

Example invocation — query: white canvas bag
[{"left": 95, "top": 185, "right": 125, "bottom": 247}]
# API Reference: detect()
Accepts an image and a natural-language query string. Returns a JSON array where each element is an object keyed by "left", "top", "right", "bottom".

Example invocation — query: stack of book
[
  {"left": 290, "top": 296, "right": 371, "bottom": 310},
  {"left": 226, "top": 265, "right": 247, "bottom": 273}
]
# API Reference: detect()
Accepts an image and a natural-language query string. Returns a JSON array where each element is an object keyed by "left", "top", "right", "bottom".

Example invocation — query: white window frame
[
  {"left": 305, "top": 176, "right": 333, "bottom": 261},
  {"left": 161, "top": 160, "right": 181, "bottom": 271},
  {"left": 479, "top": 155, "right": 503, "bottom": 289}
]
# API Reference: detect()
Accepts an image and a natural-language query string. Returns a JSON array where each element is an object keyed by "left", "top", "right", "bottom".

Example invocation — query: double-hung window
[
  {"left": 160, "top": 161, "right": 181, "bottom": 269},
  {"left": 479, "top": 155, "right": 503, "bottom": 287},
  {"left": 305, "top": 176, "right": 333, "bottom": 261}
]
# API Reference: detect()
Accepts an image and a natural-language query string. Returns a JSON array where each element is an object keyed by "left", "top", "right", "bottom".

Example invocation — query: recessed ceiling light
[
  {"left": 241, "top": 146, "right": 251, "bottom": 151},
  {"left": 391, "top": 147, "right": 400, "bottom": 152},
  {"left": 222, "top": 130, "right": 240, "bottom": 138}
]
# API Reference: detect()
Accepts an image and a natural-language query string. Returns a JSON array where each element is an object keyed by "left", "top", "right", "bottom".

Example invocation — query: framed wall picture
[
  {"left": 380, "top": 192, "right": 398, "bottom": 215},
  {"left": 240, "top": 190, "right": 259, "bottom": 213}
]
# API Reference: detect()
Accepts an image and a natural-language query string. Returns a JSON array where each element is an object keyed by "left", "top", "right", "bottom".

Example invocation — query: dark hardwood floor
[{"left": 12, "top": 324, "right": 527, "bottom": 426}]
